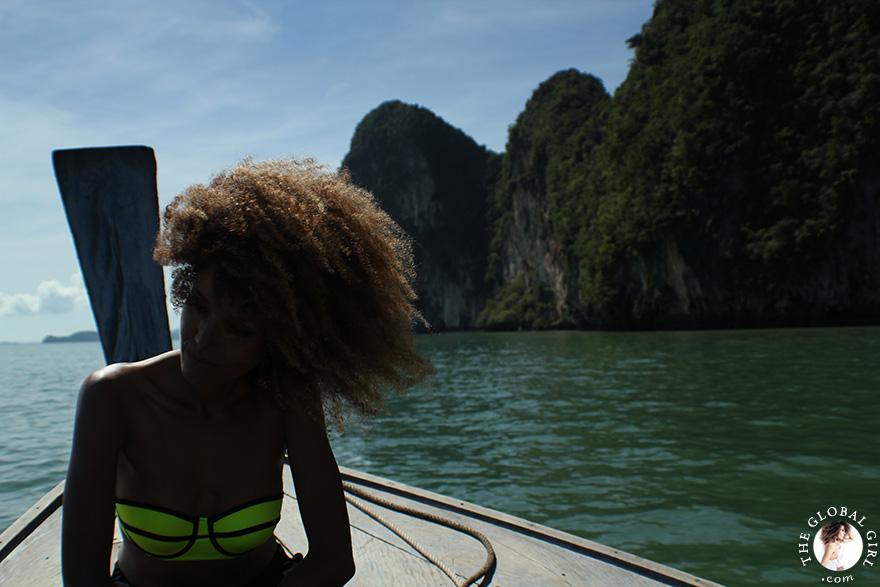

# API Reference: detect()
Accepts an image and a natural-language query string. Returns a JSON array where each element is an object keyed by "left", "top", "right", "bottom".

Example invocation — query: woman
[
  {"left": 819, "top": 521, "right": 855, "bottom": 572},
  {"left": 61, "top": 158, "right": 435, "bottom": 586}
]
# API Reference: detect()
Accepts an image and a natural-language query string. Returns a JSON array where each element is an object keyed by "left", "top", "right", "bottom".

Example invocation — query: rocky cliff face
[
  {"left": 342, "top": 101, "right": 497, "bottom": 330},
  {"left": 599, "top": 174, "right": 880, "bottom": 330},
  {"left": 497, "top": 151, "right": 579, "bottom": 327}
]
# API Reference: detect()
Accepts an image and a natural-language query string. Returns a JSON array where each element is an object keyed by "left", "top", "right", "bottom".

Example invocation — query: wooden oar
[
  {"left": 53, "top": 145, "right": 172, "bottom": 364},
  {"left": 0, "top": 146, "right": 169, "bottom": 564}
]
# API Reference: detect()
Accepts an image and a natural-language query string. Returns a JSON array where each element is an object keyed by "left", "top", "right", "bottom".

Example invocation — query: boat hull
[{"left": 0, "top": 467, "right": 722, "bottom": 586}]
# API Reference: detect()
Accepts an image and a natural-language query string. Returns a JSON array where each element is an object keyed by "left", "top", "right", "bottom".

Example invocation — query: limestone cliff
[
  {"left": 342, "top": 101, "right": 498, "bottom": 330},
  {"left": 480, "top": 70, "right": 610, "bottom": 329},
  {"left": 482, "top": 0, "right": 880, "bottom": 330}
]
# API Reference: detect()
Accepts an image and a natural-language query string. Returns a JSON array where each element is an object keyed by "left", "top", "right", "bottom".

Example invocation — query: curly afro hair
[{"left": 153, "top": 157, "right": 435, "bottom": 426}]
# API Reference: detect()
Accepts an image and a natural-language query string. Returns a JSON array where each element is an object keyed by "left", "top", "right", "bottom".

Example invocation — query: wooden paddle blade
[{"left": 53, "top": 146, "right": 172, "bottom": 365}]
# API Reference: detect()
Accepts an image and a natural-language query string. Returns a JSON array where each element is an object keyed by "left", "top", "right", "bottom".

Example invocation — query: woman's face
[
  {"left": 179, "top": 266, "right": 263, "bottom": 391},
  {"left": 838, "top": 527, "right": 847, "bottom": 541}
]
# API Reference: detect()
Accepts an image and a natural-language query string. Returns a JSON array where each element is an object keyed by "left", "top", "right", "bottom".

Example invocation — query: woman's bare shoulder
[{"left": 80, "top": 351, "right": 180, "bottom": 396}]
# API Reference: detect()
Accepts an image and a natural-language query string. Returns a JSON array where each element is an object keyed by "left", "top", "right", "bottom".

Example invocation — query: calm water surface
[{"left": 1, "top": 327, "right": 878, "bottom": 586}]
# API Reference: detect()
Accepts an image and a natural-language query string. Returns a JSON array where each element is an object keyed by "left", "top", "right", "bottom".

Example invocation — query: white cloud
[{"left": 0, "top": 274, "right": 87, "bottom": 317}]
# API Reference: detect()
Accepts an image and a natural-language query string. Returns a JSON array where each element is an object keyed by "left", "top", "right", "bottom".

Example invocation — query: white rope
[
  {"left": 343, "top": 482, "right": 495, "bottom": 587},
  {"left": 345, "top": 491, "right": 464, "bottom": 585}
]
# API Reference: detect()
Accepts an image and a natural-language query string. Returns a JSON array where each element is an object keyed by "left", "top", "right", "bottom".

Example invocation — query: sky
[{"left": 0, "top": 0, "right": 655, "bottom": 343}]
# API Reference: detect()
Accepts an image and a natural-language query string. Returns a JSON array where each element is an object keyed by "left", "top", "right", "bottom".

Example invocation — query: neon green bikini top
[{"left": 115, "top": 494, "right": 283, "bottom": 560}]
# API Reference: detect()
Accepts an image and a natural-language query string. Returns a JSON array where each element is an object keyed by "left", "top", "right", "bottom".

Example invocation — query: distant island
[
  {"left": 41, "top": 329, "right": 180, "bottom": 344},
  {"left": 42, "top": 331, "right": 100, "bottom": 344}
]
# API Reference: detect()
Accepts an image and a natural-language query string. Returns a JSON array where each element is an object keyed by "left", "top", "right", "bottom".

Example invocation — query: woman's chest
[{"left": 117, "top": 398, "right": 285, "bottom": 512}]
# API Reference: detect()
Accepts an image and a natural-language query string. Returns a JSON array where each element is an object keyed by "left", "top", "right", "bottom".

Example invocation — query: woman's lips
[{"left": 184, "top": 347, "right": 218, "bottom": 368}]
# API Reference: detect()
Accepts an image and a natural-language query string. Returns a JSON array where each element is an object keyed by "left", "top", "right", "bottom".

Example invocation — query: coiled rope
[{"left": 342, "top": 482, "right": 496, "bottom": 587}]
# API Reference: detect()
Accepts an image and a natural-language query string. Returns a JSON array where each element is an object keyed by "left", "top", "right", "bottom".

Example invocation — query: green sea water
[{"left": 2, "top": 327, "right": 878, "bottom": 586}]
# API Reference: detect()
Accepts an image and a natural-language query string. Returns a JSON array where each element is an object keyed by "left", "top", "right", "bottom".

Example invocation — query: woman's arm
[
  {"left": 280, "top": 403, "right": 355, "bottom": 586},
  {"left": 819, "top": 544, "right": 834, "bottom": 568},
  {"left": 62, "top": 369, "right": 125, "bottom": 586}
]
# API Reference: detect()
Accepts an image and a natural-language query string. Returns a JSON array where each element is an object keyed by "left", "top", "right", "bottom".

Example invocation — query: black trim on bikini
[
  {"left": 115, "top": 493, "right": 284, "bottom": 523},
  {"left": 209, "top": 517, "right": 281, "bottom": 557},
  {"left": 118, "top": 520, "right": 199, "bottom": 559},
  {"left": 212, "top": 517, "right": 282, "bottom": 539}
]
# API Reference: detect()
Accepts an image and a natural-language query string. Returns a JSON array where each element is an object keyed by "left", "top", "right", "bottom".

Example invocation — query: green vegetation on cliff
[
  {"left": 584, "top": 0, "right": 880, "bottom": 296},
  {"left": 481, "top": 69, "right": 609, "bottom": 328},
  {"left": 485, "top": 69, "right": 610, "bottom": 280},
  {"left": 478, "top": 277, "right": 554, "bottom": 330},
  {"left": 485, "top": 0, "right": 880, "bottom": 327}
]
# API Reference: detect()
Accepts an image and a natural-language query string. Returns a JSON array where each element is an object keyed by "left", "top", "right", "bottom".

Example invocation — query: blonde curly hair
[{"left": 153, "top": 157, "right": 435, "bottom": 425}]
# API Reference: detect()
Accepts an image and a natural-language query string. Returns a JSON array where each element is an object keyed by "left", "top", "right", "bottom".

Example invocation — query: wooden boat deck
[{"left": 0, "top": 467, "right": 723, "bottom": 586}]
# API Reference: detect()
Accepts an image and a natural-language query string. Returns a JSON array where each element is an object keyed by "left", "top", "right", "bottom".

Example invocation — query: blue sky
[{"left": 0, "top": 0, "right": 654, "bottom": 343}]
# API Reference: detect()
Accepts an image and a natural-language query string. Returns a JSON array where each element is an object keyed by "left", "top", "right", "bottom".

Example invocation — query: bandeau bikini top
[{"left": 115, "top": 494, "right": 283, "bottom": 560}]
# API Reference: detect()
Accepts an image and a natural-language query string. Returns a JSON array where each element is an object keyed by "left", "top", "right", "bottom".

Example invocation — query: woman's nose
[{"left": 195, "top": 318, "right": 221, "bottom": 348}]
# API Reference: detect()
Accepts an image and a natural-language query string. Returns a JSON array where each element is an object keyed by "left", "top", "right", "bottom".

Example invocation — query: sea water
[{"left": 1, "top": 327, "right": 878, "bottom": 586}]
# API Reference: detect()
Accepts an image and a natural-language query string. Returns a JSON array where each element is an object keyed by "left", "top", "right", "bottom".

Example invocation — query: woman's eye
[{"left": 227, "top": 325, "right": 256, "bottom": 338}]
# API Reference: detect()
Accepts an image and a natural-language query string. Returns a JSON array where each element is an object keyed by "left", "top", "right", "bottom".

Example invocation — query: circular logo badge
[{"left": 812, "top": 521, "right": 864, "bottom": 572}]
